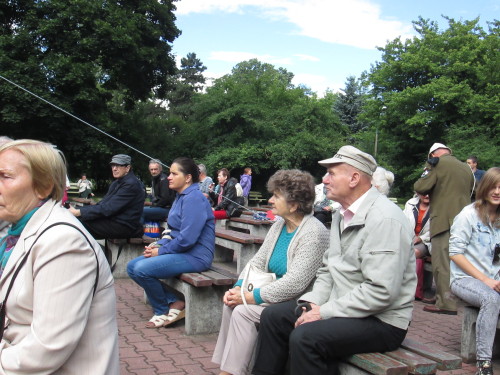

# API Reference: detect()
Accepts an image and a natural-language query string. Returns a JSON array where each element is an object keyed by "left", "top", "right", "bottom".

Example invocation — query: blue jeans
[
  {"left": 451, "top": 277, "right": 500, "bottom": 360},
  {"left": 142, "top": 207, "right": 169, "bottom": 222},
  {"left": 127, "top": 253, "right": 206, "bottom": 315}
]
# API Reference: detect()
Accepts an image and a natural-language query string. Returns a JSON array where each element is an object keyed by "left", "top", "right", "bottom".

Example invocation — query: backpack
[{"left": 235, "top": 182, "right": 244, "bottom": 197}]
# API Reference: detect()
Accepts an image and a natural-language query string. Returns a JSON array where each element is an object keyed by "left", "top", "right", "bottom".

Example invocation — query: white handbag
[{"left": 240, "top": 264, "right": 276, "bottom": 312}]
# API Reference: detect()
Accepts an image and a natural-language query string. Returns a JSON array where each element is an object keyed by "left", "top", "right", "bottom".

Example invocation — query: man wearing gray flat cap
[
  {"left": 253, "top": 145, "right": 416, "bottom": 375},
  {"left": 70, "top": 154, "right": 145, "bottom": 239}
]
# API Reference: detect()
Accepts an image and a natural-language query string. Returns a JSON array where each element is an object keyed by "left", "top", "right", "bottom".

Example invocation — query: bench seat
[
  {"left": 340, "top": 338, "right": 461, "bottom": 375},
  {"left": 215, "top": 228, "right": 264, "bottom": 273},
  {"left": 227, "top": 217, "right": 273, "bottom": 238},
  {"left": 461, "top": 305, "right": 500, "bottom": 363}
]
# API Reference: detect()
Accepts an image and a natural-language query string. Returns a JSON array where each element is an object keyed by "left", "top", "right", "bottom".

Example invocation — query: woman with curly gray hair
[{"left": 212, "top": 169, "right": 330, "bottom": 375}]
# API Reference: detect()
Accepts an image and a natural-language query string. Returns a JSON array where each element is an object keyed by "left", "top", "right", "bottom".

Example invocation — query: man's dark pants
[
  {"left": 252, "top": 300, "right": 407, "bottom": 375},
  {"left": 80, "top": 217, "right": 142, "bottom": 239}
]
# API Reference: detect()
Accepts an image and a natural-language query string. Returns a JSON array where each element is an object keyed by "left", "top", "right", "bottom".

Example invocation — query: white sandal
[
  {"left": 164, "top": 308, "right": 185, "bottom": 326},
  {"left": 146, "top": 314, "right": 169, "bottom": 328}
]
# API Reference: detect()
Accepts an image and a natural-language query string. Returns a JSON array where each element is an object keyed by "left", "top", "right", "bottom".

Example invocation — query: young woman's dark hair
[{"left": 172, "top": 157, "right": 200, "bottom": 183}]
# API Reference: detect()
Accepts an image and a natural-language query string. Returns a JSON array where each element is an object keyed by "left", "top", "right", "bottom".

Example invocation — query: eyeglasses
[{"left": 494, "top": 244, "right": 500, "bottom": 263}]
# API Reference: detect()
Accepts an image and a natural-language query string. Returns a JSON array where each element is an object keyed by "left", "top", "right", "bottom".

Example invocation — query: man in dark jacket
[
  {"left": 414, "top": 143, "right": 474, "bottom": 314},
  {"left": 70, "top": 154, "right": 145, "bottom": 239},
  {"left": 142, "top": 159, "right": 176, "bottom": 222}
]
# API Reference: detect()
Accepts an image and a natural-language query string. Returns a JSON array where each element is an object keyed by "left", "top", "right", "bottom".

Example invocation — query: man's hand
[
  {"left": 144, "top": 201, "right": 152, "bottom": 207},
  {"left": 68, "top": 205, "right": 80, "bottom": 217},
  {"left": 295, "top": 303, "right": 321, "bottom": 327}
]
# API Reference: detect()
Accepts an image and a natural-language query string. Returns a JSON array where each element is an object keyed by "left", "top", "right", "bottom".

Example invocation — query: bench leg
[
  {"left": 461, "top": 306, "right": 479, "bottom": 363},
  {"left": 163, "top": 279, "right": 229, "bottom": 335},
  {"left": 236, "top": 244, "right": 259, "bottom": 274},
  {"left": 105, "top": 241, "right": 143, "bottom": 279}
]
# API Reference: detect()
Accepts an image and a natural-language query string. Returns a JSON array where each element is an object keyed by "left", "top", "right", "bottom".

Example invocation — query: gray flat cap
[
  {"left": 110, "top": 154, "right": 131, "bottom": 165},
  {"left": 318, "top": 145, "right": 377, "bottom": 176}
]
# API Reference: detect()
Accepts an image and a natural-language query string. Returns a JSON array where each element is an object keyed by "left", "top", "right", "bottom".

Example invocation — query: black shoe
[{"left": 477, "top": 360, "right": 493, "bottom": 375}]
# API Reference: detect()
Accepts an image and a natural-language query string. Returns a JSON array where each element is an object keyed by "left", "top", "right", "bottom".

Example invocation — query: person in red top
[
  {"left": 210, "top": 168, "right": 241, "bottom": 220},
  {"left": 403, "top": 192, "right": 431, "bottom": 301}
]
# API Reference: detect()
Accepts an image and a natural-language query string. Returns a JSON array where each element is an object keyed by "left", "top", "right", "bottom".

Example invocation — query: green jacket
[{"left": 414, "top": 154, "right": 474, "bottom": 237}]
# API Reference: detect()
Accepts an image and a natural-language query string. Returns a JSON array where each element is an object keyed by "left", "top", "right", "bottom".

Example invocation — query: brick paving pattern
[{"left": 116, "top": 278, "right": 498, "bottom": 374}]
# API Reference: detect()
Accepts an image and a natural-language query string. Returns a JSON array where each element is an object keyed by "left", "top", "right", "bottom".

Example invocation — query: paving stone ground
[{"left": 116, "top": 278, "right": 498, "bottom": 375}]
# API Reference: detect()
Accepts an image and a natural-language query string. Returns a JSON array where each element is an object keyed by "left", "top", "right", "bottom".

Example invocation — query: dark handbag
[
  {"left": 228, "top": 196, "right": 245, "bottom": 218},
  {"left": 0, "top": 222, "right": 99, "bottom": 341}
]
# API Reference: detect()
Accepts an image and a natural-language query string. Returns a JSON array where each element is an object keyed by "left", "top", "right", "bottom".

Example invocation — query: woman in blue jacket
[{"left": 127, "top": 157, "right": 215, "bottom": 328}]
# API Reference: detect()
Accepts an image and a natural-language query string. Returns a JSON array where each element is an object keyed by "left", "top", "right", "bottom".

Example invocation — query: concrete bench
[
  {"left": 214, "top": 228, "right": 264, "bottom": 273},
  {"left": 226, "top": 217, "right": 273, "bottom": 238},
  {"left": 105, "top": 237, "right": 156, "bottom": 278},
  {"left": 158, "top": 264, "right": 238, "bottom": 335},
  {"left": 339, "top": 338, "right": 461, "bottom": 375},
  {"left": 461, "top": 305, "right": 500, "bottom": 363},
  {"left": 107, "top": 228, "right": 263, "bottom": 277},
  {"left": 67, "top": 182, "right": 80, "bottom": 197}
]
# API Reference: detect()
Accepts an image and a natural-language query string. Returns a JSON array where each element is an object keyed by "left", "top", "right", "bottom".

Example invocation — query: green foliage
[
  {"left": 334, "top": 76, "right": 368, "bottom": 133},
  {"left": 365, "top": 17, "right": 499, "bottom": 196},
  {"left": 2, "top": 6, "right": 497, "bottom": 199},
  {"left": 0, "top": 0, "right": 180, "bottom": 179},
  {"left": 167, "top": 52, "right": 207, "bottom": 118},
  {"left": 184, "top": 59, "right": 345, "bottom": 182}
]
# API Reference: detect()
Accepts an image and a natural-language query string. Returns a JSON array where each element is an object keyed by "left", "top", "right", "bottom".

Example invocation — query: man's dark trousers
[{"left": 252, "top": 300, "right": 407, "bottom": 375}]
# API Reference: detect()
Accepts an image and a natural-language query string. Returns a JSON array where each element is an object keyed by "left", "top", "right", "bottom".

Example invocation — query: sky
[{"left": 171, "top": 0, "right": 498, "bottom": 96}]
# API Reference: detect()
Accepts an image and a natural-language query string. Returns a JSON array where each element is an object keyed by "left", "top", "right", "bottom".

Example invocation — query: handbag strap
[
  {"left": 240, "top": 264, "right": 251, "bottom": 309},
  {"left": 0, "top": 222, "right": 100, "bottom": 337}
]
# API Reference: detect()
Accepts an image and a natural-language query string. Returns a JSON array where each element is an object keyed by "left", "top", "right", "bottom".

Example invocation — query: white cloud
[
  {"left": 175, "top": 0, "right": 414, "bottom": 49},
  {"left": 292, "top": 73, "right": 343, "bottom": 97},
  {"left": 294, "top": 54, "right": 320, "bottom": 62},
  {"left": 209, "top": 51, "right": 292, "bottom": 65}
]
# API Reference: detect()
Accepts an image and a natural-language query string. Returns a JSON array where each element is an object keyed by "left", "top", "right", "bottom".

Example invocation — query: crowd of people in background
[{"left": 0, "top": 135, "right": 497, "bottom": 375}]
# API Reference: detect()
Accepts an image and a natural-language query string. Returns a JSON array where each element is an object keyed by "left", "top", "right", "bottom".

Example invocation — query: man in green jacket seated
[{"left": 252, "top": 146, "right": 416, "bottom": 375}]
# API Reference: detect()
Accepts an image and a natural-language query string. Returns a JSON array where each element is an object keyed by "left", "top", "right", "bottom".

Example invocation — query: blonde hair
[
  {"left": 474, "top": 167, "right": 500, "bottom": 228},
  {"left": 0, "top": 139, "right": 67, "bottom": 201}
]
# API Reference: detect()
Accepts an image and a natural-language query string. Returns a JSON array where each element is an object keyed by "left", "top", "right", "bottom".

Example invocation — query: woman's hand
[
  {"left": 143, "top": 245, "right": 159, "bottom": 258},
  {"left": 223, "top": 287, "right": 254, "bottom": 308},
  {"left": 295, "top": 303, "right": 321, "bottom": 327},
  {"left": 482, "top": 278, "right": 500, "bottom": 292}
]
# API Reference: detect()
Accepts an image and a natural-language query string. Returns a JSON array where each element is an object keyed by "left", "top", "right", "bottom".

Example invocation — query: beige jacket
[{"left": 0, "top": 200, "right": 119, "bottom": 374}]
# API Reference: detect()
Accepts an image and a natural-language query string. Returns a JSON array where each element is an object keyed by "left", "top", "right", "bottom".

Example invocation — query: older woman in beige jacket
[{"left": 0, "top": 140, "right": 119, "bottom": 374}]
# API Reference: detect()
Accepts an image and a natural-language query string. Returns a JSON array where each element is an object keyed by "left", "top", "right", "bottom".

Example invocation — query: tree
[
  {"left": 334, "top": 76, "right": 368, "bottom": 133},
  {"left": 365, "top": 17, "right": 499, "bottom": 196},
  {"left": 167, "top": 52, "right": 207, "bottom": 118},
  {"left": 185, "top": 59, "right": 344, "bottom": 185},
  {"left": 0, "top": 0, "right": 180, "bottom": 179}
]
